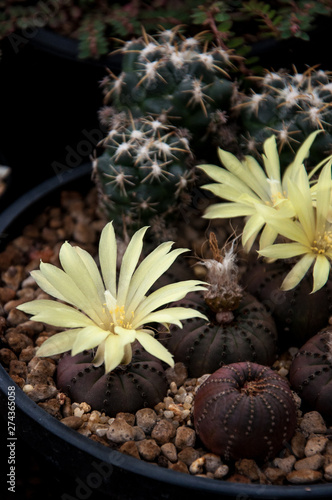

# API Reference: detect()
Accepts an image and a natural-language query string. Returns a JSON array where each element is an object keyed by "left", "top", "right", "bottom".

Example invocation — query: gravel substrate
[{"left": 1, "top": 187, "right": 332, "bottom": 487}]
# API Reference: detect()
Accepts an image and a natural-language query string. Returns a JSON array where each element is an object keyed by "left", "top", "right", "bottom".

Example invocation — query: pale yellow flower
[
  {"left": 258, "top": 160, "right": 332, "bottom": 293},
  {"left": 17, "top": 222, "right": 207, "bottom": 373},
  {"left": 198, "top": 131, "right": 322, "bottom": 251}
]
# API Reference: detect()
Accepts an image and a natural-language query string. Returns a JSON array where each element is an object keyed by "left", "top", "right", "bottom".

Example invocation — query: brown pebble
[
  {"left": 2, "top": 265, "right": 26, "bottom": 290},
  {"left": 174, "top": 426, "right": 196, "bottom": 450},
  {"left": 38, "top": 398, "right": 62, "bottom": 418},
  {"left": 19, "top": 346, "right": 35, "bottom": 363},
  {"left": 264, "top": 467, "right": 286, "bottom": 485},
  {"left": 119, "top": 441, "right": 140, "bottom": 459},
  {"left": 136, "top": 408, "right": 158, "bottom": 434},
  {"left": 26, "top": 383, "right": 58, "bottom": 402},
  {"left": 0, "top": 348, "right": 17, "bottom": 365},
  {"left": 5, "top": 331, "right": 33, "bottom": 353},
  {"left": 227, "top": 473, "right": 251, "bottom": 484},
  {"left": 61, "top": 416, "right": 84, "bottom": 429},
  {"left": 151, "top": 419, "right": 176, "bottom": 445},
  {"left": 291, "top": 431, "right": 306, "bottom": 459},
  {"left": 73, "top": 222, "right": 96, "bottom": 244},
  {"left": 203, "top": 453, "right": 223, "bottom": 473},
  {"left": 177, "top": 447, "right": 200, "bottom": 466},
  {"left": 300, "top": 412, "right": 327, "bottom": 435},
  {"left": 214, "top": 464, "right": 229, "bottom": 479},
  {"left": 7, "top": 308, "right": 29, "bottom": 326},
  {"left": 287, "top": 469, "right": 323, "bottom": 484},
  {"left": 305, "top": 436, "right": 328, "bottom": 457},
  {"left": 168, "top": 461, "right": 189, "bottom": 474},
  {"left": 165, "top": 362, "right": 188, "bottom": 387},
  {"left": 4, "top": 298, "right": 28, "bottom": 314},
  {"left": 16, "top": 320, "right": 44, "bottom": 337},
  {"left": 235, "top": 459, "right": 260, "bottom": 481},
  {"left": 9, "top": 359, "right": 27, "bottom": 379},
  {"left": 294, "top": 454, "right": 324, "bottom": 471},
  {"left": 273, "top": 455, "right": 296, "bottom": 473},
  {"left": 106, "top": 418, "right": 135, "bottom": 444},
  {"left": 161, "top": 442, "right": 178, "bottom": 463},
  {"left": 116, "top": 412, "right": 135, "bottom": 426},
  {"left": 136, "top": 439, "right": 160, "bottom": 461},
  {"left": 0, "top": 287, "right": 16, "bottom": 303}
]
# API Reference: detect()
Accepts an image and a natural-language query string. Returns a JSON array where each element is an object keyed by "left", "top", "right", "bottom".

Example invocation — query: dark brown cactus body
[
  {"left": 159, "top": 291, "right": 278, "bottom": 378},
  {"left": 243, "top": 260, "right": 332, "bottom": 348},
  {"left": 289, "top": 328, "right": 332, "bottom": 420},
  {"left": 193, "top": 362, "right": 297, "bottom": 461},
  {"left": 56, "top": 345, "right": 168, "bottom": 417}
]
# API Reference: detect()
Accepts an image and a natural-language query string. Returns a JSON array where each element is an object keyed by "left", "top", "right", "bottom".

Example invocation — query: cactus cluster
[
  {"left": 95, "top": 27, "right": 239, "bottom": 234},
  {"left": 56, "top": 345, "right": 168, "bottom": 417},
  {"left": 102, "top": 28, "right": 237, "bottom": 146},
  {"left": 238, "top": 68, "right": 332, "bottom": 168},
  {"left": 94, "top": 114, "right": 194, "bottom": 230},
  {"left": 193, "top": 361, "right": 297, "bottom": 461}
]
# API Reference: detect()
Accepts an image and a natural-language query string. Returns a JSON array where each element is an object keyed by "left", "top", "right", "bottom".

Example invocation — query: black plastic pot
[{"left": 1, "top": 164, "right": 332, "bottom": 500}]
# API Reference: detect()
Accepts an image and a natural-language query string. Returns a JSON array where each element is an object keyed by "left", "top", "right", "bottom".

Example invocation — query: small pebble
[{"left": 287, "top": 469, "right": 323, "bottom": 484}]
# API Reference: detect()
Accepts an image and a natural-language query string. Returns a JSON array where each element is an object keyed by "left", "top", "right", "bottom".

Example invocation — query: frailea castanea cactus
[
  {"left": 193, "top": 361, "right": 297, "bottom": 461},
  {"left": 290, "top": 328, "right": 332, "bottom": 420},
  {"left": 159, "top": 233, "right": 278, "bottom": 377}
]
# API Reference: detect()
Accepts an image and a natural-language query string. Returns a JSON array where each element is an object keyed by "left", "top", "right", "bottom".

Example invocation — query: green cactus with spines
[
  {"left": 93, "top": 113, "right": 194, "bottom": 234},
  {"left": 101, "top": 28, "right": 237, "bottom": 150},
  {"left": 238, "top": 67, "right": 332, "bottom": 169}
]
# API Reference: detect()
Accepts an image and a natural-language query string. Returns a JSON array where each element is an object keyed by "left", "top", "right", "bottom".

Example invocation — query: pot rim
[{"left": 1, "top": 164, "right": 332, "bottom": 498}]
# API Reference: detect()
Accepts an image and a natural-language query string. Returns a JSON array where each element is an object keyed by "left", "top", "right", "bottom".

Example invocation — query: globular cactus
[
  {"left": 56, "top": 345, "right": 168, "bottom": 417},
  {"left": 238, "top": 67, "right": 332, "bottom": 168},
  {"left": 160, "top": 291, "right": 278, "bottom": 378},
  {"left": 101, "top": 27, "right": 238, "bottom": 152},
  {"left": 94, "top": 114, "right": 194, "bottom": 231},
  {"left": 243, "top": 259, "right": 332, "bottom": 349},
  {"left": 159, "top": 234, "right": 278, "bottom": 377},
  {"left": 290, "top": 328, "right": 332, "bottom": 420},
  {"left": 193, "top": 361, "right": 297, "bottom": 461}
]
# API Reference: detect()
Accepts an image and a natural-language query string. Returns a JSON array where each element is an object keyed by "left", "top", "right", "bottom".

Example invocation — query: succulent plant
[
  {"left": 159, "top": 234, "right": 278, "bottom": 377},
  {"left": 101, "top": 27, "right": 238, "bottom": 153},
  {"left": 93, "top": 114, "right": 195, "bottom": 232},
  {"left": 243, "top": 259, "right": 332, "bottom": 349},
  {"left": 238, "top": 68, "right": 332, "bottom": 168},
  {"left": 56, "top": 344, "right": 168, "bottom": 416},
  {"left": 193, "top": 361, "right": 297, "bottom": 461},
  {"left": 289, "top": 328, "right": 332, "bottom": 420}
]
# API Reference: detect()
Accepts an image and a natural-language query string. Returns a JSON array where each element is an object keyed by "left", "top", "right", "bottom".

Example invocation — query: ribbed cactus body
[
  {"left": 56, "top": 346, "right": 168, "bottom": 417},
  {"left": 290, "top": 329, "right": 332, "bottom": 420},
  {"left": 159, "top": 291, "right": 278, "bottom": 377},
  {"left": 94, "top": 115, "right": 194, "bottom": 230},
  {"left": 194, "top": 362, "right": 297, "bottom": 461},
  {"left": 244, "top": 260, "right": 332, "bottom": 348},
  {"left": 239, "top": 68, "right": 332, "bottom": 167},
  {"left": 102, "top": 29, "right": 236, "bottom": 145}
]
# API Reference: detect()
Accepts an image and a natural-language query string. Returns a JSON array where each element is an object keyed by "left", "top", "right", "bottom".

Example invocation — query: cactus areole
[{"left": 193, "top": 362, "right": 297, "bottom": 461}]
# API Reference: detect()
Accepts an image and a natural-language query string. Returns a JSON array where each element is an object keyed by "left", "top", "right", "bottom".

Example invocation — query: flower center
[
  {"left": 109, "top": 305, "right": 133, "bottom": 329},
  {"left": 311, "top": 231, "right": 332, "bottom": 254}
]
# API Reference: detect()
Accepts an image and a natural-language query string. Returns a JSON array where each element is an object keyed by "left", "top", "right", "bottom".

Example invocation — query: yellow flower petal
[
  {"left": 141, "top": 307, "right": 208, "bottom": 327},
  {"left": 37, "top": 329, "right": 81, "bottom": 357},
  {"left": 259, "top": 242, "right": 308, "bottom": 260},
  {"left": 104, "top": 335, "right": 127, "bottom": 373},
  {"left": 280, "top": 254, "right": 315, "bottom": 291},
  {"left": 242, "top": 213, "right": 265, "bottom": 250},
  {"left": 16, "top": 300, "right": 96, "bottom": 328},
  {"left": 203, "top": 202, "right": 255, "bottom": 219},
  {"left": 117, "top": 226, "right": 149, "bottom": 305},
  {"left": 262, "top": 135, "right": 281, "bottom": 183},
  {"left": 312, "top": 254, "right": 331, "bottom": 293},
  {"left": 71, "top": 326, "right": 110, "bottom": 356},
  {"left": 135, "top": 329, "right": 174, "bottom": 367},
  {"left": 99, "top": 222, "right": 117, "bottom": 297}
]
